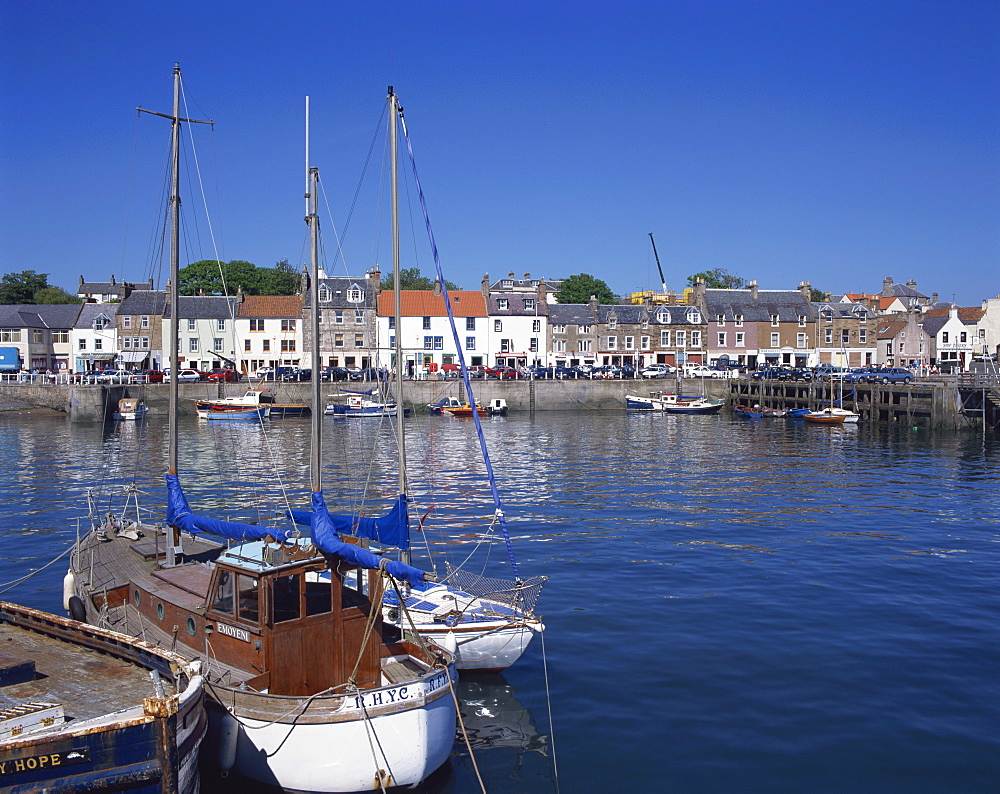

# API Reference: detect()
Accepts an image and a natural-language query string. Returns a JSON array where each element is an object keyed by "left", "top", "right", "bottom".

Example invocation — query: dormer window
[
  {"left": 501, "top": 279, "right": 513, "bottom": 288},
  {"left": 608, "top": 316, "right": 617, "bottom": 330},
  {"left": 523, "top": 298, "right": 535, "bottom": 311},
  {"left": 93, "top": 316, "right": 108, "bottom": 331},
  {"left": 823, "top": 310, "right": 833, "bottom": 323},
  {"left": 687, "top": 309, "right": 702, "bottom": 324},
  {"left": 498, "top": 298, "right": 509, "bottom": 311},
  {"left": 347, "top": 287, "right": 363, "bottom": 303},
  {"left": 770, "top": 313, "right": 780, "bottom": 326},
  {"left": 656, "top": 311, "right": 670, "bottom": 324},
  {"left": 798, "top": 315, "right": 806, "bottom": 327},
  {"left": 734, "top": 314, "right": 743, "bottom": 327},
  {"left": 716, "top": 314, "right": 725, "bottom": 326},
  {"left": 318, "top": 286, "right": 332, "bottom": 302}
]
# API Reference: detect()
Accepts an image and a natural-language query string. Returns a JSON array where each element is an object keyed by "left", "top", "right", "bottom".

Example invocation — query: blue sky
[{"left": 2, "top": 1, "right": 997, "bottom": 306}]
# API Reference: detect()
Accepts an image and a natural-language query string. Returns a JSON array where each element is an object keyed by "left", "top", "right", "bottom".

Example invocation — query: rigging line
[
  {"left": 317, "top": 175, "right": 351, "bottom": 277},
  {"left": 118, "top": 113, "right": 142, "bottom": 277},
  {"left": 398, "top": 114, "right": 520, "bottom": 577},
  {"left": 448, "top": 676, "right": 487, "bottom": 794},
  {"left": 539, "top": 624, "right": 561, "bottom": 793},
  {"left": 0, "top": 542, "right": 74, "bottom": 595}
]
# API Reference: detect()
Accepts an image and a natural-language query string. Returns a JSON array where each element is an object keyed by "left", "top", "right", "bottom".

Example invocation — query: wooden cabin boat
[
  {"left": 116, "top": 397, "right": 148, "bottom": 421},
  {"left": 803, "top": 407, "right": 860, "bottom": 425},
  {"left": 0, "top": 600, "right": 205, "bottom": 793},
  {"left": 194, "top": 388, "right": 308, "bottom": 418},
  {"left": 428, "top": 396, "right": 489, "bottom": 416}
]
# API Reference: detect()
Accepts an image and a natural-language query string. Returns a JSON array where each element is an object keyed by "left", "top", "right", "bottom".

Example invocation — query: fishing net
[{"left": 443, "top": 563, "right": 547, "bottom": 617}]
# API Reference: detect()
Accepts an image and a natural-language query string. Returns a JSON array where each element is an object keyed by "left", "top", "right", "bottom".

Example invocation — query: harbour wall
[{"left": 0, "top": 378, "right": 984, "bottom": 429}]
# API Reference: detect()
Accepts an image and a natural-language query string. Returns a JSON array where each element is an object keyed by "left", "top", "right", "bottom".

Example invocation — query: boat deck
[{"left": 0, "top": 624, "right": 160, "bottom": 726}]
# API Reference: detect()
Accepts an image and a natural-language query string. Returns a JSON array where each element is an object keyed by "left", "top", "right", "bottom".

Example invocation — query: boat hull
[{"left": 203, "top": 667, "right": 456, "bottom": 792}]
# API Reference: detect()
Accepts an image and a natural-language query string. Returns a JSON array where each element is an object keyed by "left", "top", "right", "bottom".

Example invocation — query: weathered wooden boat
[
  {"left": 194, "top": 387, "right": 306, "bottom": 418},
  {"left": 625, "top": 392, "right": 704, "bottom": 411},
  {"left": 428, "top": 396, "right": 489, "bottom": 416},
  {"left": 198, "top": 404, "right": 269, "bottom": 421},
  {"left": 804, "top": 407, "right": 860, "bottom": 424},
  {"left": 68, "top": 69, "right": 457, "bottom": 792},
  {"left": 785, "top": 407, "right": 811, "bottom": 418},
  {"left": 116, "top": 397, "right": 148, "bottom": 420},
  {"left": 663, "top": 398, "right": 725, "bottom": 415},
  {"left": 734, "top": 404, "right": 763, "bottom": 419},
  {"left": 0, "top": 600, "right": 205, "bottom": 794}
]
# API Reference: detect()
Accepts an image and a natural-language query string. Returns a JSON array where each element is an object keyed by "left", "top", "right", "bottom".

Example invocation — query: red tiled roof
[
  {"left": 238, "top": 295, "right": 302, "bottom": 317},
  {"left": 924, "top": 306, "right": 985, "bottom": 323},
  {"left": 377, "top": 290, "right": 487, "bottom": 317}
]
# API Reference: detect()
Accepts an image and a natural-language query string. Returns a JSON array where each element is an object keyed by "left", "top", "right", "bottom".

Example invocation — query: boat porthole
[
  {"left": 156, "top": 602, "right": 165, "bottom": 621},
  {"left": 133, "top": 589, "right": 141, "bottom": 607},
  {"left": 187, "top": 617, "right": 196, "bottom": 636}
]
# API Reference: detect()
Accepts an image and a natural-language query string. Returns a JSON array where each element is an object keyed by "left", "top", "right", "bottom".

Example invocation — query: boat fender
[
  {"left": 386, "top": 607, "right": 400, "bottom": 623},
  {"left": 440, "top": 631, "right": 458, "bottom": 655},
  {"left": 62, "top": 570, "right": 76, "bottom": 611},
  {"left": 216, "top": 711, "right": 239, "bottom": 775},
  {"left": 68, "top": 595, "right": 87, "bottom": 624}
]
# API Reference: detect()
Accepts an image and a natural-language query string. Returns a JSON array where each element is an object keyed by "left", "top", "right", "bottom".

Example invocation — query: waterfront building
[
  {"left": 547, "top": 304, "right": 599, "bottom": 369},
  {"left": 975, "top": 296, "right": 1000, "bottom": 360},
  {"left": 73, "top": 303, "right": 119, "bottom": 372},
  {"left": 377, "top": 286, "right": 489, "bottom": 376},
  {"left": 812, "top": 301, "right": 877, "bottom": 367},
  {"left": 76, "top": 274, "right": 153, "bottom": 304},
  {"left": 877, "top": 276, "right": 931, "bottom": 314},
  {"left": 0, "top": 304, "right": 81, "bottom": 372},
  {"left": 161, "top": 294, "right": 240, "bottom": 373},
  {"left": 922, "top": 305, "right": 984, "bottom": 372},
  {"left": 698, "top": 281, "right": 814, "bottom": 367},
  {"left": 301, "top": 269, "right": 379, "bottom": 371},
  {"left": 115, "top": 290, "right": 165, "bottom": 371},
  {"left": 237, "top": 293, "right": 304, "bottom": 374},
  {"left": 876, "top": 309, "right": 931, "bottom": 369},
  {"left": 488, "top": 271, "right": 562, "bottom": 304},
  {"left": 488, "top": 290, "right": 548, "bottom": 369}
]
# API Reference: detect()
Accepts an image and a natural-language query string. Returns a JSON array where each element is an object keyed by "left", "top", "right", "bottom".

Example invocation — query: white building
[{"left": 488, "top": 292, "right": 547, "bottom": 368}]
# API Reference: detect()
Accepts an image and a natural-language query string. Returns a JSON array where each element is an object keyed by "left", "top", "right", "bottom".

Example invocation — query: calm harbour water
[{"left": 0, "top": 406, "right": 997, "bottom": 793}]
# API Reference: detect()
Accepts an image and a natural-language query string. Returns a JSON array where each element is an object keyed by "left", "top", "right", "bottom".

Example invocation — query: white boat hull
[
  {"left": 409, "top": 620, "right": 543, "bottom": 671},
  {"left": 207, "top": 668, "right": 456, "bottom": 792}
]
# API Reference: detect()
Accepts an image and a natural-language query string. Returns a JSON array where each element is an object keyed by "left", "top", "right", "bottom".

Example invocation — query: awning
[
  {"left": 118, "top": 351, "right": 148, "bottom": 363},
  {"left": 79, "top": 353, "right": 115, "bottom": 362}
]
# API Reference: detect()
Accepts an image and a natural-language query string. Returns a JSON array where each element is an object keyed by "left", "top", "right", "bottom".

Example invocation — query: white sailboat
[{"left": 67, "top": 67, "right": 456, "bottom": 792}]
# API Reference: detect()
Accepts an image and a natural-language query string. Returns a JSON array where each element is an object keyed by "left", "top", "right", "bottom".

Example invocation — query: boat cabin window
[
  {"left": 238, "top": 574, "right": 259, "bottom": 623},
  {"left": 212, "top": 570, "right": 234, "bottom": 615},
  {"left": 304, "top": 572, "right": 332, "bottom": 616},
  {"left": 273, "top": 574, "right": 301, "bottom": 623}
]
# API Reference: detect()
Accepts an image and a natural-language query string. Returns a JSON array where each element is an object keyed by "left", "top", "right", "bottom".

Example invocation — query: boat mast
[
  {"left": 137, "top": 63, "right": 211, "bottom": 476},
  {"left": 389, "top": 87, "right": 410, "bottom": 565},
  {"left": 306, "top": 98, "right": 322, "bottom": 492}
]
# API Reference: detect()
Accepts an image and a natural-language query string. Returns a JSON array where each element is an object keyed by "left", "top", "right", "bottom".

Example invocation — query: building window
[
  {"left": 141, "top": 337, "right": 149, "bottom": 349},
  {"left": 263, "top": 339, "right": 271, "bottom": 352},
  {"left": 859, "top": 329, "right": 867, "bottom": 344},
  {"left": 524, "top": 298, "right": 535, "bottom": 311},
  {"left": 607, "top": 336, "right": 617, "bottom": 350},
  {"left": 355, "top": 310, "right": 364, "bottom": 324},
  {"left": 641, "top": 335, "right": 650, "bottom": 349},
  {"left": 716, "top": 314, "right": 725, "bottom": 326},
  {"left": 841, "top": 330, "right": 850, "bottom": 345},
  {"left": 355, "top": 334, "right": 364, "bottom": 346},
  {"left": 608, "top": 316, "right": 617, "bottom": 330},
  {"left": 94, "top": 338, "right": 102, "bottom": 350},
  {"left": 770, "top": 314, "right": 779, "bottom": 327},
  {"left": 141, "top": 316, "right": 149, "bottom": 329},
  {"left": 824, "top": 311, "right": 833, "bottom": 324},
  {"left": 422, "top": 316, "right": 431, "bottom": 330},
  {"left": 660, "top": 330, "right": 670, "bottom": 346},
  {"left": 494, "top": 320, "right": 502, "bottom": 332},
  {"left": 798, "top": 315, "right": 806, "bottom": 327},
  {"left": 33, "top": 330, "right": 43, "bottom": 343},
  {"left": 281, "top": 319, "right": 296, "bottom": 332},
  {"left": 553, "top": 324, "right": 566, "bottom": 334},
  {"left": 960, "top": 331, "right": 967, "bottom": 343},
  {"left": 53, "top": 330, "right": 69, "bottom": 343},
  {"left": 796, "top": 333, "right": 806, "bottom": 348},
  {"left": 466, "top": 336, "right": 475, "bottom": 350},
  {"left": 188, "top": 319, "right": 196, "bottom": 332},
  {"left": 624, "top": 336, "right": 634, "bottom": 350},
  {"left": 554, "top": 339, "right": 566, "bottom": 353},
  {"left": 189, "top": 338, "right": 199, "bottom": 353},
  {"left": 718, "top": 332, "right": 727, "bottom": 347},
  {"left": 318, "top": 286, "right": 331, "bottom": 302},
  {"left": 530, "top": 337, "right": 539, "bottom": 352},
  {"left": 217, "top": 319, "right": 226, "bottom": 332},
  {"left": 687, "top": 309, "right": 701, "bottom": 324},
  {"left": 656, "top": 311, "right": 670, "bottom": 323},
  {"left": 388, "top": 316, "right": 395, "bottom": 329},
  {"left": 333, "top": 310, "right": 343, "bottom": 324},
  {"left": 825, "top": 328, "right": 833, "bottom": 344},
  {"left": 734, "top": 315, "right": 743, "bottom": 327},
  {"left": 498, "top": 298, "right": 509, "bottom": 311},
  {"left": 690, "top": 331, "right": 701, "bottom": 348},
  {"left": 244, "top": 339, "right": 251, "bottom": 352},
  {"left": 79, "top": 338, "right": 86, "bottom": 350},
  {"left": 122, "top": 317, "right": 132, "bottom": 330},
  {"left": 735, "top": 332, "right": 745, "bottom": 347},
  {"left": 941, "top": 332, "right": 949, "bottom": 343},
  {"left": 501, "top": 279, "right": 513, "bottom": 288},
  {"left": 250, "top": 318, "right": 264, "bottom": 332},
  {"left": 675, "top": 331, "right": 686, "bottom": 348},
  {"left": 466, "top": 317, "right": 475, "bottom": 331},
  {"left": 348, "top": 288, "right": 363, "bottom": 302},
  {"left": 770, "top": 332, "right": 779, "bottom": 347},
  {"left": 93, "top": 317, "right": 107, "bottom": 331},
  {"left": 214, "top": 338, "right": 223, "bottom": 352},
  {"left": 532, "top": 319, "right": 541, "bottom": 333},
  {"left": 500, "top": 338, "right": 512, "bottom": 353},
  {"left": 424, "top": 336, "right": 433, "bottom": 350},
  {"left": 579, "top": 325, "right": 592, "bottom": 334},
  {"left": 334, "top": 334, "right": 344, "bottom": 348},
  {"left": 579, "top": 340, "right": 592, "bottom": 353}
]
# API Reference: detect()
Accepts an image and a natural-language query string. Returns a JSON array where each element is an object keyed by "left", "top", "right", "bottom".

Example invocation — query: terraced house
[
  {"left": 488, "top": 290, "right": 547, "bottom": 369},
  {"left": 114, "top": 289, "right": 166, "bottom": 371},
  {"left": 698, "top": 281, "right": 814, "bottom": 367},
  {"left": 812, "top": 301, "right": 877, "bottom": 367},
  {"left": 161, "top": 295, "right": 240, "bottom": 373},
  {"left": 0, "top": 304, "right": 81, "bottom": 372},
  {"left": 237, "top": 293, "right": 303, "bottom": 374},
  {"left": 301, "top": 271, "right": 379, "bottom": 370}
]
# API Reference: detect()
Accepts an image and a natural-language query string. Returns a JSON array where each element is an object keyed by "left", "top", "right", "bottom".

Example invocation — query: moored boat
[
  {"left": 0, "top": 600, "right": 205, "bottom": 794},
  {"left": 804, "top": 407, "right": 860, "bottom": 424},
  {"left": 194, "top": 387, "right": 307, "bottom": 418},
  {"left": 663, "top": 398, "right": 725, "bottom": 415},
  {"left": 734, "top": 404, "right": 763, "bottom": 419},
  {"left": 428, "top": 396, "right": 489, "bottom": 416},
  {"left": 325, "top": 389, "right": 406, "bottom": 417},
  {"left": 116, "top": 397, "right": 148, "bottom": 420}
]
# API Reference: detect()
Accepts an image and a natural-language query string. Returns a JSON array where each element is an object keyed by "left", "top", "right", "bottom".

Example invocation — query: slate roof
[
  {"left": 378, "top": 290, "right": 487, "bottom": 317},
  {"left": 117, "top": 290, "right": 166, "bottom": 316},
  {"left": 703, "top": 289, "right": 812, "bottom": 322},
  {"left": 302, "top": 276, "right": 377, "bottom": 310},
  {"left": 238, "top": 295, "right": 302, "bottom": 318},
  {"left": 884, "top": 282, "right": 928, "bottom": 300},
  {"left": 919, "top": 316, "right": 950, "bottom": 337},
  {"left": 77, "top": 275, "right": 154, "bottom": 296},
  {"left": 489, "top": 273, "right": 563, "bottom": 291},
  {"left": 547, "top": 304, "right": 598, "bottom": 325},
  {"left": 813, "top": 302, "right": 875, "bottom": 320},
  {"left": 161, "top": 296, "right": 239, "bottom": 320},
  {"left": 0, "top": 304, "right": 84, "bottom": 329},
  {"left": 489, "top": 293, "right": 549, "bottom": 315},
  {"left": 75, "top": 303, "right": 117, "bottom": 328}
]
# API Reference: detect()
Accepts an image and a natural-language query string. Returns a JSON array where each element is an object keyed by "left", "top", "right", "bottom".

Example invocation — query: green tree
[
  {"left": 554, "top": 273, "right": 618, "bottom": 304},
  {"left": 33, "top": 286, "right": 81, "bottom": 304},
  {"left": 0, "top": 270, "right": 50, "bottom": 304},
  {"left": 810, "top": 287, "right": 830, "bottom": 302},
  {"left": 686, "top": 268, "right": 746, "bottom": 290},
  {"left": 178, "top": 260, "right": 298, "bottom": 296},
  {"left": 379, "top": 267, "right": 457, "bottom": 291}
]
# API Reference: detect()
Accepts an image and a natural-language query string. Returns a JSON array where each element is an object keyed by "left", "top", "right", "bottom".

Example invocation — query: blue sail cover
[
  {"left": 166, "top": 474, "right": 291, "bottom": 542},
  {"left": 288, "top": 494, "right": 410, "bottom": 550},
  {"left": 309, "top": 492, "right": 426, "bottom": 586}
]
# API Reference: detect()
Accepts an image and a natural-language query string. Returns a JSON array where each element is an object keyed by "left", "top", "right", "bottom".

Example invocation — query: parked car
[
  {"left": 686, "top": 365, "right": 726, "bottom": 379},
  {"left": 94, "top": 369, "right": 132, "bottom": 384},
  {"left": 281, "top": 368, "right": 312, "bottom": 382},
  {"left": 349, "top": 367, "right": 384, "bottom": 381},
  {"left": 163, "top": 368, "right": 203, "bottom": 383},
  {"left": 321, "top": 366, "right": 351, "bottom": 381},
  {"left": 252, "top": 366, "right": 275, "bottom": 380},
  {"left": 870, "top": 367, "right": 914, "bottom": 385},
  {"left": 467, "top": 366, "right": 489, "bottom": 379},
  {"left": 206, "top": 368, "right": 241, "bottom": 383},
  {"left": 131, "top": 369, "right": 164, "bottom": 383},
  {"left": 750, "top": 366, "right": 791, "bottom": 381},
  {"left": 841, "top": 367, "right": 879, "bottom": 384},
  {"left": 813, "top": 365, "right": 848, "bottom": 382},
  {"left": 786, "top": 367, "right": 814, "bottom": 382}
]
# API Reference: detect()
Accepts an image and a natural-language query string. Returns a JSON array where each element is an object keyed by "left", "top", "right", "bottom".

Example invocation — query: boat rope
[
  {"left": 539, "top": 623, "right": 561, "bottom": 792},
  {"left": 0, "top": 542, "right": 74, "bottom": 595},
  {"left": 447, "top": 673, "right": 487, "bottom": 793},
  {"left": 347, "top": 562, "right": 392, "bottom": 688},
  {"left": 357, "top": 697, "right": 394, "bottom": 792},
  {"left": 399, "top": 114, "right": 520, "bottom": 579}
]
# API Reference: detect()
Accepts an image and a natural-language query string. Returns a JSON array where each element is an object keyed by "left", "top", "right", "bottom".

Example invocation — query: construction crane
[{"left": 648, "top": 233, "right": 667, "bottom": 295}]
